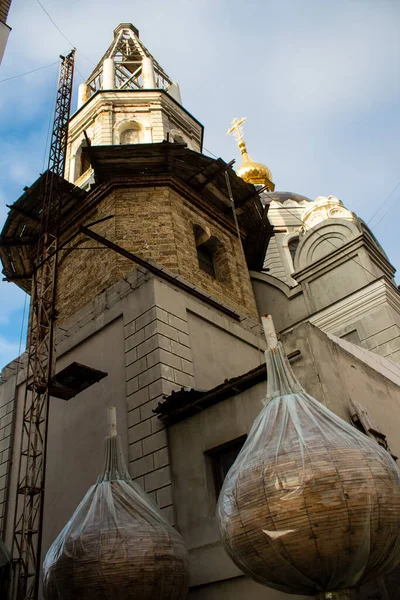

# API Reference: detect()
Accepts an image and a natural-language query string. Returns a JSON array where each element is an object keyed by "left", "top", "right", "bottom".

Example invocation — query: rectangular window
[
  {"left": 197, "top": 245, "right": 216, "bottom": 278},
  {"left": 206, "top": 435, "right": 247, "bottom": 497}
]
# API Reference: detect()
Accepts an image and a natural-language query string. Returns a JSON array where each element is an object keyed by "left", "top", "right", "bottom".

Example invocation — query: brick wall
[
  {"left": 124, "top": 303, "right": 194, "bottom": 523},
  {"left": 114, "top": 185, "right": 258, "bottom": 319},
  {"left": 0, "top": 0, "right": 11, "bottom": 24},
  {"left": 55, "top": 183, "right": 258, "bottom": 324}
]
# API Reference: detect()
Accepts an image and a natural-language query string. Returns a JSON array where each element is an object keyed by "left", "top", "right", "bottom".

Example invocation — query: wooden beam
[
  {"left": 0, "top": 236, "right": 36, "bottom": 248},
  {"left": 191, "top": 159, "right": 235, "bottom": 192},
  {"left": 80, "top": 226, "right": 241, "bottom": 320}
]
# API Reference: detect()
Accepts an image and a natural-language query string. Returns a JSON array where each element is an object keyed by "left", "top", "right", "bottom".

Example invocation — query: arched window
[
  {"left": 119, "top": 121, "right": 142, "bottom": 145},
  {"left": 172, "top": 133, "right": 187, "bottom": 146},
  {"left": 288, "top": 236, "right": 299, "bottom": 262}
]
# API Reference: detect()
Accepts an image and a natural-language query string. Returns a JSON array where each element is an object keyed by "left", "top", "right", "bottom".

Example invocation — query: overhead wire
[
  {"left": 0, "top": 61, "right": 58, "bottom": 84},
  {"left": 34, "top": 0, "right": 95, "bottom": 67},
  {"left": 367, "top": 180, "right": 400, "bottom": 227},
  {"left": 33, "top": 0, "right": 95, "bottom": 85}
]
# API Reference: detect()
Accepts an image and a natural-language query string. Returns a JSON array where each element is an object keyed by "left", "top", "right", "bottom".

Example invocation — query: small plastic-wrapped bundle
[
  {"left": 217, "top": 316, "right": 400, "bottom": 599},
  {"left": 0, "top": 537, "right": 11, "bottom": 598},
  {"left": 43, "top": 408, "right": 189, "bottom": 600}
]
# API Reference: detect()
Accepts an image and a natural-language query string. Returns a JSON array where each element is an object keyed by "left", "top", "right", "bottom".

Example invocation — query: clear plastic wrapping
[
  {"left": 43, "top": 434, "right": 188, "bottom": 600},
  {"left": 217, "top": 342, "right": 400, "bottom": 596}
]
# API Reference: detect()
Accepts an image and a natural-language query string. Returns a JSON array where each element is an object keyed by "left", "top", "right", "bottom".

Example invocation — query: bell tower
[{"left": 66, "top": 23, "right": 203, "bottom": 188}]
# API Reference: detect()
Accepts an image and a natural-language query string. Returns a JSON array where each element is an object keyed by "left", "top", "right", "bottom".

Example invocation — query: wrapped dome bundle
[
  {"left": 43, "top": 407, "right": 189, "bottom": 600},
  {"left": 217, "top": 316, "right": 400, "bottom": 598}
]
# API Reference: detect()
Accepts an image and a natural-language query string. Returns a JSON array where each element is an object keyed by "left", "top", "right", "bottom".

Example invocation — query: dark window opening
[
  {"left": 81, "top": 152, "right": 91, "bottom": 176},
  {"left": 197, "top": 245, "right": 215, "bottom": 277},
  {"left": 206, "top": 435, "right": 247, "bottom": 496},
  {"left": 288, "top": 237, "right": 299, "bottom": 262}
]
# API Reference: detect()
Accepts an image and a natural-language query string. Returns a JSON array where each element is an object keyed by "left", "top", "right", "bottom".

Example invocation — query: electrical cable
[
  {"left": 34, "top": 0, "right": 95, "bottom": 67},
  {"left": 367, "top": 180, "right": 400, "bottom": 226},
  {"left": 0, "top": 61, "right": 58, "bottom": 83},
  {"left": 371, "top": 194, "right": 400, "bottom": 230}
]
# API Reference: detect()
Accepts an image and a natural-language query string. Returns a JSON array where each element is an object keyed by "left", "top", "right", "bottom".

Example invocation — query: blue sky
[{"left": 0, "top": 0, "right": 400, "bottom": 368}]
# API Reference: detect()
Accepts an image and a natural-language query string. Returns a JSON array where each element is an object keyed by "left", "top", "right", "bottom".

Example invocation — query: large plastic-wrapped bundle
[
  {"left": 217, "top": 316, "right": 400, "bottom": 598},
  {"left": 43, "top": 408, "right": 188, "bottom": 600},
  {"left": 0, "top": 537, "right": 11, "bottom": 598}
]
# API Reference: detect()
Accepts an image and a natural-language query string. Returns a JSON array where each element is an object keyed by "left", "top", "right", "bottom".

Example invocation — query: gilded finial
[{"left": 227, "top": 117, "right": 274, "bottom": 189}]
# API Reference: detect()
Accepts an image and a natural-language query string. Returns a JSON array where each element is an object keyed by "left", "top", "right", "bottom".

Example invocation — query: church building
[{"left": 1, "top": 23, "right": 400, "bottom": 600}]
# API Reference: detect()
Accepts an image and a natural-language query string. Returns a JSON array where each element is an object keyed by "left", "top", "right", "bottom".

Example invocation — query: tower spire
[{"left": 78, "top": 23, "right": 181, "bottom": 106}]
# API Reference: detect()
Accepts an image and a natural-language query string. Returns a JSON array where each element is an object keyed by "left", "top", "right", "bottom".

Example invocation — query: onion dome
[
  {"left": 217, "top": 316, "right": 400, "bottom": 598},
  {"left": 236, "top": 139, "right": 273, "bottom": 186},
  {"left": 43, "top": 408, "right": 189, "bottom": 600},
  {"left": 227, "top": 117, "right": 274, "bottom": 189},
  {"left": 0, "top": 538, "right": 11, "bottom": 598}
]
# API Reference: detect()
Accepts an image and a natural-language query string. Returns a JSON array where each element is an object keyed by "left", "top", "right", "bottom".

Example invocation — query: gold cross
[{"left": 226, "top": 117, "right": 247, "bottom": 142}]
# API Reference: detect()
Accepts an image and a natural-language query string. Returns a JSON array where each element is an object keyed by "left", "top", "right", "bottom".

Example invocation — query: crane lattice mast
[{"left": 10, "top": 50, "right": 75, "bottom": 600}]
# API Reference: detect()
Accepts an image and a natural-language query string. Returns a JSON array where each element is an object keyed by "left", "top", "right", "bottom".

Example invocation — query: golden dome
[
  {"left": 227, "top": 117, "right": 274, "bottom": 189},
  {"left": 236, "top": 140, "right": 273, "bottom": 186}
]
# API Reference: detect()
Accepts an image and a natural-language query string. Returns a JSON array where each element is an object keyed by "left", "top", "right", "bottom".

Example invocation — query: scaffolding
[{"left": 10, "top": 51, "right": 75, "bottom": 600}]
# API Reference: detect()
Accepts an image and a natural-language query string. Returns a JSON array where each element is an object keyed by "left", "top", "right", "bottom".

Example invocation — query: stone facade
[
  {"left": 66, "top": 90, "right": 203, "bottom": 188},
  {"left": 56, "top": 183, "right": 259, "bottom": 323},
  {"left": 257, "top": 193, "right": 400, "bottom": 364}
]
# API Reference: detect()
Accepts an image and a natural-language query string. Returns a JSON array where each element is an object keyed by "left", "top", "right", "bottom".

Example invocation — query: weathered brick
[
  {"left": 145, "top": 320, "right": 179, "bottom": 342},
  {"left": 142, "top": 429, "right": 168, "bottom": 455},
  {"left": 160, "top": 505, "right": 175, "bottom": 525},
  {"left": 128, "top": 440, "right": 143, "bottom": 462},
  {"left": 167, "top": 314, "right": 188, "bottom": 334},
  {"left": 140, "top": 399, "right": 159, "bottom": 422},
  {"left": 124, "top": 328, "right": 145, "bottom": 352},
  {"left": 157, "top": 485, "right": 173, "bottom": 508},
  {"left": 174, "top": 370, "right": 194, "bottom": 388},
  {"left": 144, "top": 466, "right": 171, "bottom": 493},
  {"left": 181, "top": 359, "right": 194, "bottom": 375},
  {"left": 128, "top": 420, "right": 151, "bottom": 444},
  {"left": 126, "top": 376, "right": 139, "bottom": 396},
  {"left": 178, "top": 331, "right": 191, "bottom": 348},
  {"left": 127, "top": 387, "right": 149, "bottom": 410},
  {"left": 127, "top": 408, "right": 140, "bottom": 428},
  {"left": 131, "top": 454, "right": 154, "bottom": 477},
  {"left": 170, "top": 340, "right": 192, "bottom": 361},
  {"left": 154, "top": 447, "right": 169, "bottom": 470},
  {"left": 125, "top": 346, "right": 137, "bottom": 367},
  {"left": 126, "top": 357, "right": 147, "bottom": 380}
]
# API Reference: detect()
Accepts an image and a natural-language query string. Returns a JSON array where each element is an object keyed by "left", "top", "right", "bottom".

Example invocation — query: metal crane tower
[{"left": 10, "top": 50, "right": 75, "bottom": 600}]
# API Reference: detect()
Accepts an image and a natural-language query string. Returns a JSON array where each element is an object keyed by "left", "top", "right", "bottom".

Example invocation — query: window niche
[
  {"left": 193, "top": 224, "right": 226, "bottom": 280},
  {"left": 118, "top": 121, "right": 142, "bottom": 145},
  {"left": 205, "top": 435, "right": 247, "bottom": 497},
  {"left": 74, "top": 139, "right": 91, "bottom": 182},
  {"left": 288, "top": 236, "right": 299, "bottom": 262}
]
